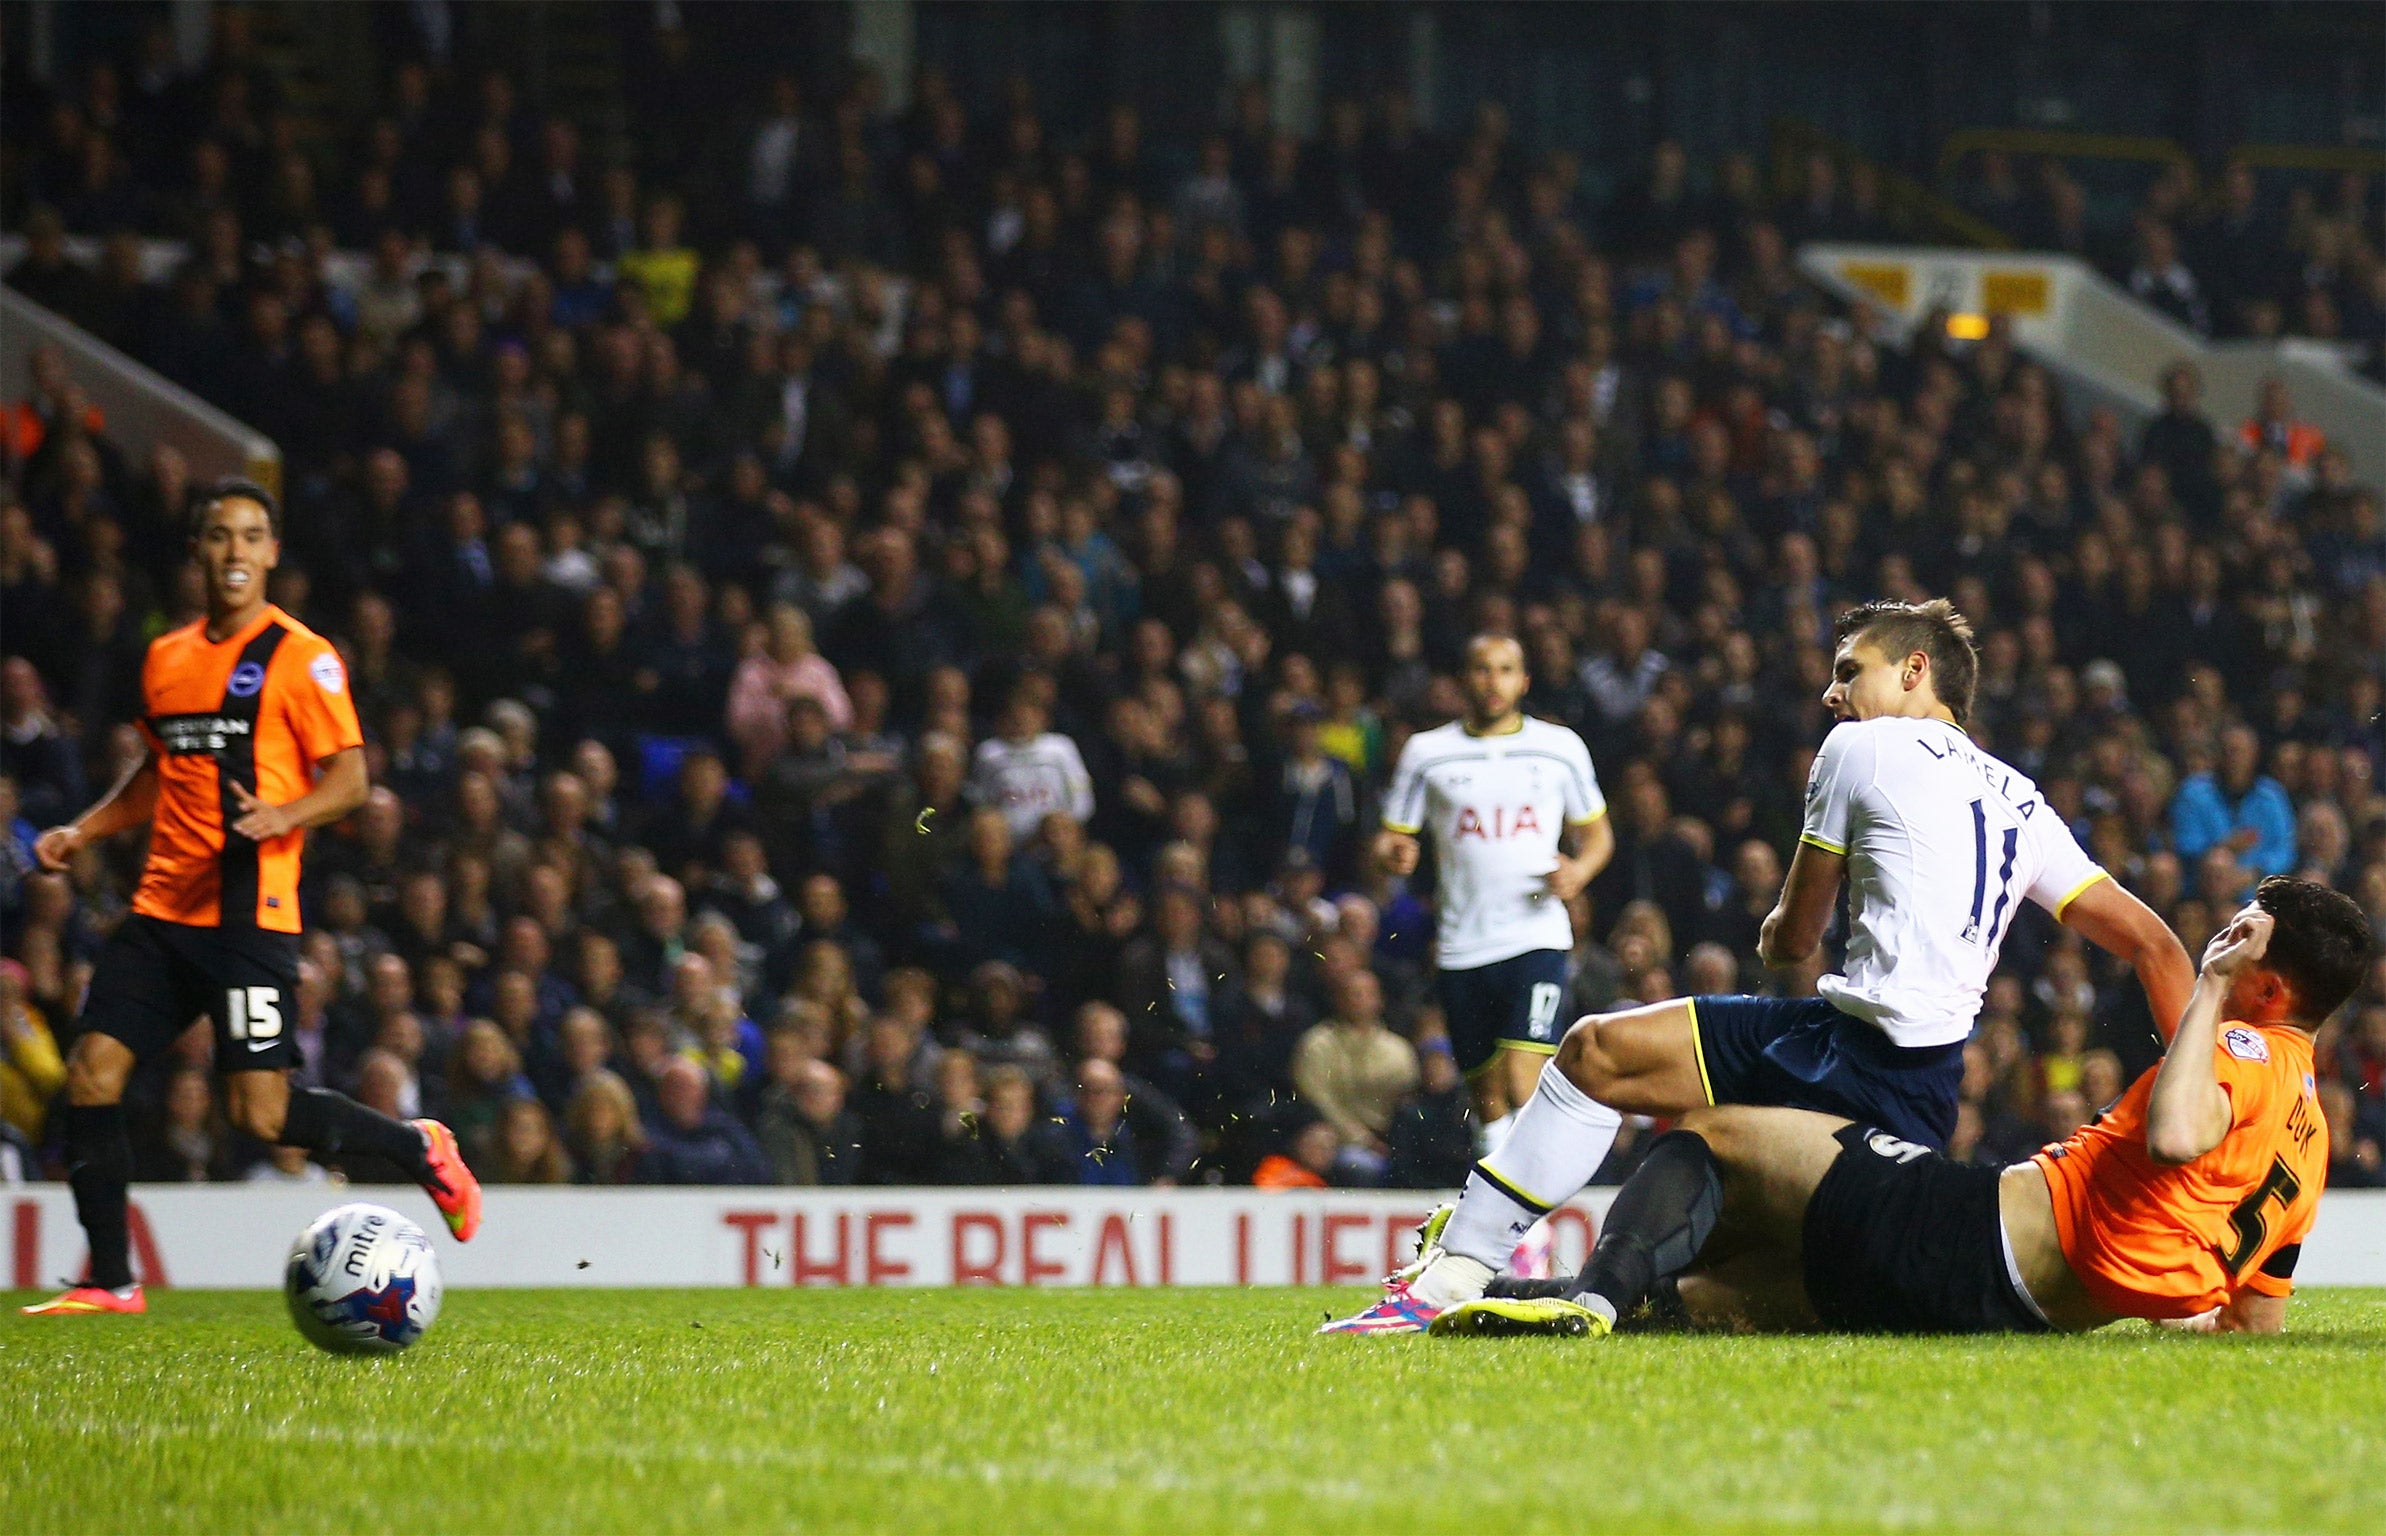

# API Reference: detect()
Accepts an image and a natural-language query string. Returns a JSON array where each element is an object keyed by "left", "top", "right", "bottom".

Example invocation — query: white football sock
[
  {"left": 1441, "top": 1067, "right": 1622, "bottom": 1269},
  {"left": 1406, "top": 1252, "right": 1495, "bottom": 1309},
  {"left": 1477, "top": 1110, "right": 1515, "bottom": 1158}
]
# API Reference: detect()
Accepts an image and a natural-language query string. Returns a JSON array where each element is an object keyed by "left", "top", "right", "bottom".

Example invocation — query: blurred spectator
[
  {"left": 1290, "top": 970, "right": 1419, "bottom": 1182},
  {"left": 133, "top": 1068, "right": 231, "bottom": 1183},
  {"left": 1072, "top": 1000, "right": 1199, "bottom": 1182},
  {"left": 1252, "top": 1118, "right": 1338, "bottom": 1189},
  {"left": 1, "top": 659, "right": 84, "bottom": 830},
  {"left": 957, "top": 1063, "right": 1068, "bottom": 1184},
  {"left": 725, "top": 603, "right": 851, "bottom": 777},
  {"left": 1052, "top": 1057, "right": 1145, "bottom": 1186},
  {"left": 442, "top": 1018, "right": 535, "bottom": 1167},
  {"left": 2320, "top": 1080, "right": 2384, "bottom": 1189},
  {"left": 0, "top": 960, "right": 63, "bottom": 1148},
  {"left": 565, "top": 1069, "right": 647, "bottom": 1185},
  {"left": 484, "top": 1097, "right": 572, "bottom": 1183},
  {"left": 849, "top": 1013, "right": 941, "bottom": 1183},
  {"left": 2238, "top": 378, "right": 2325, "bottom": 478},
  {"left": 2172, "top": 723, "right": 2298, "bottom": 877},
  {"left": 968, "top": 688, "right": 1094, "bottom": 841},
  {"left": 1384, "top": 1041, "right": 1475, "bottom": 1189},
  {"left": 755, "top": 1050, "right": 866, "bottom": 1186},
  {"left": 638, "top": 1057, "right": 769, "bottom": 1184}
]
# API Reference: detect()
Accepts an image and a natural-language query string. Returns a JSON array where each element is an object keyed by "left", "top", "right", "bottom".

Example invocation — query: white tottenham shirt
[
  {"left": 1801, "top": 715, "right": 2108, "bottom": 1048},
  {"left": 1383, "top": 717, "right": 1607, "bottom": 971},
  {"left": 969, "top": 732, "right": 1096, "bottom": 840}
]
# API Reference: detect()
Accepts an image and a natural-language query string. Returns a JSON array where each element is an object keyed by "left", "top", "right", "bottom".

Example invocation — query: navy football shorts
[
  {"left": 1687, "top": 994, "right": 1964, "bottom": 1151},
  {"left": 1435, "top": 949, "right": 1570, "bottom": 1076}
]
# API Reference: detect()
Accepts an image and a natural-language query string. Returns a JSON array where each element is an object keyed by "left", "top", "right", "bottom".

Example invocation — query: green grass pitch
[{"left": 6, "top": 1287, "right": 2386, "bottom": 1534}]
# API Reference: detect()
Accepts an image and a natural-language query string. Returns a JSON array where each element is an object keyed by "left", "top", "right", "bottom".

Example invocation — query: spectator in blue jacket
[
  {"left": 1053, "top": 1057, "right": 1144, "bottom": 1186},
  {"left": 2170, "top": 722, "right": 2298, "bottom": 876},
  {"left": 638, "top": 1057, "right": 770, "bottom": 1184}
]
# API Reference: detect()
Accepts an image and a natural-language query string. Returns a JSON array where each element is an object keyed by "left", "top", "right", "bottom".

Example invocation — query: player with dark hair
[
  {"left": 1375, "top": 634, "right": 1614, "bottom": 1139},
  {"left": 1442, "top": 877, "right": 2375, "bottom": 1337},
  {"left": 23, "top": 480, "right": 480, "bottom": 1317},
  {"left": 1327, "top": 598, "right": 2193, "bottom": 1333}
]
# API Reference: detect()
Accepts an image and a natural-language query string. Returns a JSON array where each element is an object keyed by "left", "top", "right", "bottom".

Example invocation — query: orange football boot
[
  {"left": 412, "top": 1119, "right": 483, "bottom": 1242},
  {"left": 21, "top": 1284, "right": 146, "bottom": 1316}
]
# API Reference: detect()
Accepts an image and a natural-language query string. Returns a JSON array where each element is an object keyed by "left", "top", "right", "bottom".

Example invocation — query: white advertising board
[{"left": 10, "top": 1185, "right": 2386, "bottom": 1291}]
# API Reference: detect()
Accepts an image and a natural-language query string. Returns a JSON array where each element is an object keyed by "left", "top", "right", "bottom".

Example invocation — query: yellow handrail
[
  {"left": 1939, "top": 128, "right": 2386, "bottom": 179},
  {"left": 2227, "top": 144, "right": 2386, "bottom": 174},
  {"left": 1768, "top": 118, "right": 2014, "bottom": 251},
  {"left": 1938, "top": 128, "right": 2194, "bottom": 179}
]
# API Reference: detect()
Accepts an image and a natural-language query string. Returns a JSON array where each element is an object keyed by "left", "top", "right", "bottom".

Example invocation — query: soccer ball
[{"left": 284, "top": 1202, "right": 443, "bottom": 1354}]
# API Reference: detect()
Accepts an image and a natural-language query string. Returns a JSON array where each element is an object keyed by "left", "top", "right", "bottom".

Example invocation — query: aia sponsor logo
[{"left": 1452, "top": 805, "right": 1544, "bottom": 840}]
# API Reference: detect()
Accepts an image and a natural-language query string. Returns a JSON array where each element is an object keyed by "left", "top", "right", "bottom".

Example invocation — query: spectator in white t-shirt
[{"left": 968, "top": 690, "right": 1094, "bottom": 841}]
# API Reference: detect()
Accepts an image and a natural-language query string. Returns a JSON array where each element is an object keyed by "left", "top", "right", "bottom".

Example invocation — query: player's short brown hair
[
  {"left": 192, "top": 476, "right": 282, "bottom": 540},
  {"left": 1834, "top": 598, "right": 1979, "bottom": 726},
  {"left": 2252, "top": 876, "right": 2376, "bottom": 1024}
]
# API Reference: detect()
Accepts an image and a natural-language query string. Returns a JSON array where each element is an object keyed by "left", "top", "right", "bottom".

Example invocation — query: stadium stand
[{"left": 3, "top": 7, "right": 2383, "bottom": 1197}]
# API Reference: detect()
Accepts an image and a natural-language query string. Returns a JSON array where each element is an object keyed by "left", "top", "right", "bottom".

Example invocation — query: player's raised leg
[
  {"left": 1427, "top": 999, "right": 1701, "bottom": 1285},
  {"left": 1324, "top": 998, "right": 1690, "bottom": 1332},
  {"left": 223, "top": 1069, "right": 482, "bottom": 1242},
  {"left": 1435, "top": 1104, "right": 1844, "bottom": 1336}
]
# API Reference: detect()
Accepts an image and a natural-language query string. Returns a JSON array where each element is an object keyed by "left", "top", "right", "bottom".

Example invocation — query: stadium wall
[
  {"left": 12, "top": 1187, "right": 2386, "bottom": 1291},
  {"left": 0, "top": 283, "right": 283, "bottom": 495}
]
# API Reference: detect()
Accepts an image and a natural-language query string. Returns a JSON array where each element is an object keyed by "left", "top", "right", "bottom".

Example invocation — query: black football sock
[
  {"left": 1571, "top": 1129, "right": 1724, "bottom": 1320},
  {"left": 65, "top": 1104, "right": 134, "bottom": 1290},
  {"left": 279, "top": 1089, "right": 433, "bottom": 1181},
  {"left": 1484, "top": 1274, "right": 1574, "bottom": 1301},
  {"left": 1634, "top": 1275, "right": 1695, "bottom": 1333}
]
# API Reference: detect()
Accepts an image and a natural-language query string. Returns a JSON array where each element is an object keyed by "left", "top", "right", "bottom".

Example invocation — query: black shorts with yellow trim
[
  {"left": 1686, "top": 994, "right": 1964, "bottom": 1151},
  {"left": 1435, "top": 949, "right": 1570, "bottom": 1077}
]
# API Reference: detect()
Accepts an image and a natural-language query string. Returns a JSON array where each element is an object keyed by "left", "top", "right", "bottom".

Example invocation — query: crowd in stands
[
  {"left": 4, "top": 18, "right": 2385, "bottom": 1196},
  {"left": 1947, "top": 148, "right": 2386, "bottom": 374}
]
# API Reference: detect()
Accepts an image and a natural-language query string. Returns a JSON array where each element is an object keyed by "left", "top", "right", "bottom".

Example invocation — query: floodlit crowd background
[{"left": 4, "top": 9, "right": 2383, "bottom": 1195}]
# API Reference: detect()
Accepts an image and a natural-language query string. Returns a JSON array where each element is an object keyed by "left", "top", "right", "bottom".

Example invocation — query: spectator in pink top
[{"left": 726, "top": 602, "right": 851, "bottom": 776}]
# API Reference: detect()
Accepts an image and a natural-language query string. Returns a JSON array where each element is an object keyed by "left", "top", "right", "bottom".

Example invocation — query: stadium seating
[{"left": 2, "top": 8, "right": 2382, "bottom": 1199}]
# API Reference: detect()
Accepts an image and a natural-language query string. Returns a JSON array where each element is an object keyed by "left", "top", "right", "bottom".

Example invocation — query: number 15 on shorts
[{"left": 227, "top": 985, "right": 283, "bottom": 1046}]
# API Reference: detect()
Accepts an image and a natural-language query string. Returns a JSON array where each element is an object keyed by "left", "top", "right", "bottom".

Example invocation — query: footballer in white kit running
[
  {"left": 1377, "top": 635, "right": 1614, "bottom": 1134},
  {"left": 1327, "top": 598, "right": 2195, "bottom": 1335}
]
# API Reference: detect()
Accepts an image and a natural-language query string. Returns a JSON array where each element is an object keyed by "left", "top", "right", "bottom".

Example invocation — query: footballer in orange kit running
[
  {"left": 22, "top": 480, "right": 479, "bottom": 1318},
  {"left": 1438, "top": 876, "right": 2374, "bottom": 1337}
]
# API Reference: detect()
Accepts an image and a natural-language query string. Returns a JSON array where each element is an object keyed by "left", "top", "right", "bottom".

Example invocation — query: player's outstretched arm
[
  {"left": 32, "top": 751, "right": 160, "bottom": 871},
  {"left": 2145, "top": 908, "right": 2272, "bottom": 1165},
  {"left": 1756, "top": 839, "right": 1844, "bottom": 968},
  {"left": 228, "top": 747, "right": 371, "bottom": 842},
  {"left": 2059, "top": 877, "right": 2196, "bottom": 1043}
]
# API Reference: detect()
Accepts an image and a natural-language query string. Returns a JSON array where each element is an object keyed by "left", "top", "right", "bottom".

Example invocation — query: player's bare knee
[
  {"left": 1555, "top": 1015, "right": 1619, "bottom": 1096},
  {"left": 63, "top": 1036, "right": 130, "bottom": 1105},
  {"left": 228, "top": 1095, "right": 287, "bottom": 1142}
]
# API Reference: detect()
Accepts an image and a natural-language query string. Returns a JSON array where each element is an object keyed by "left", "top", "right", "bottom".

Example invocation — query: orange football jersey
[
  {"left": 132, "top": 605, "right": 363, "bottom": 933},
  {"left": 2033, "top": 1021, "right": 2326, "bottom": 1320}
]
